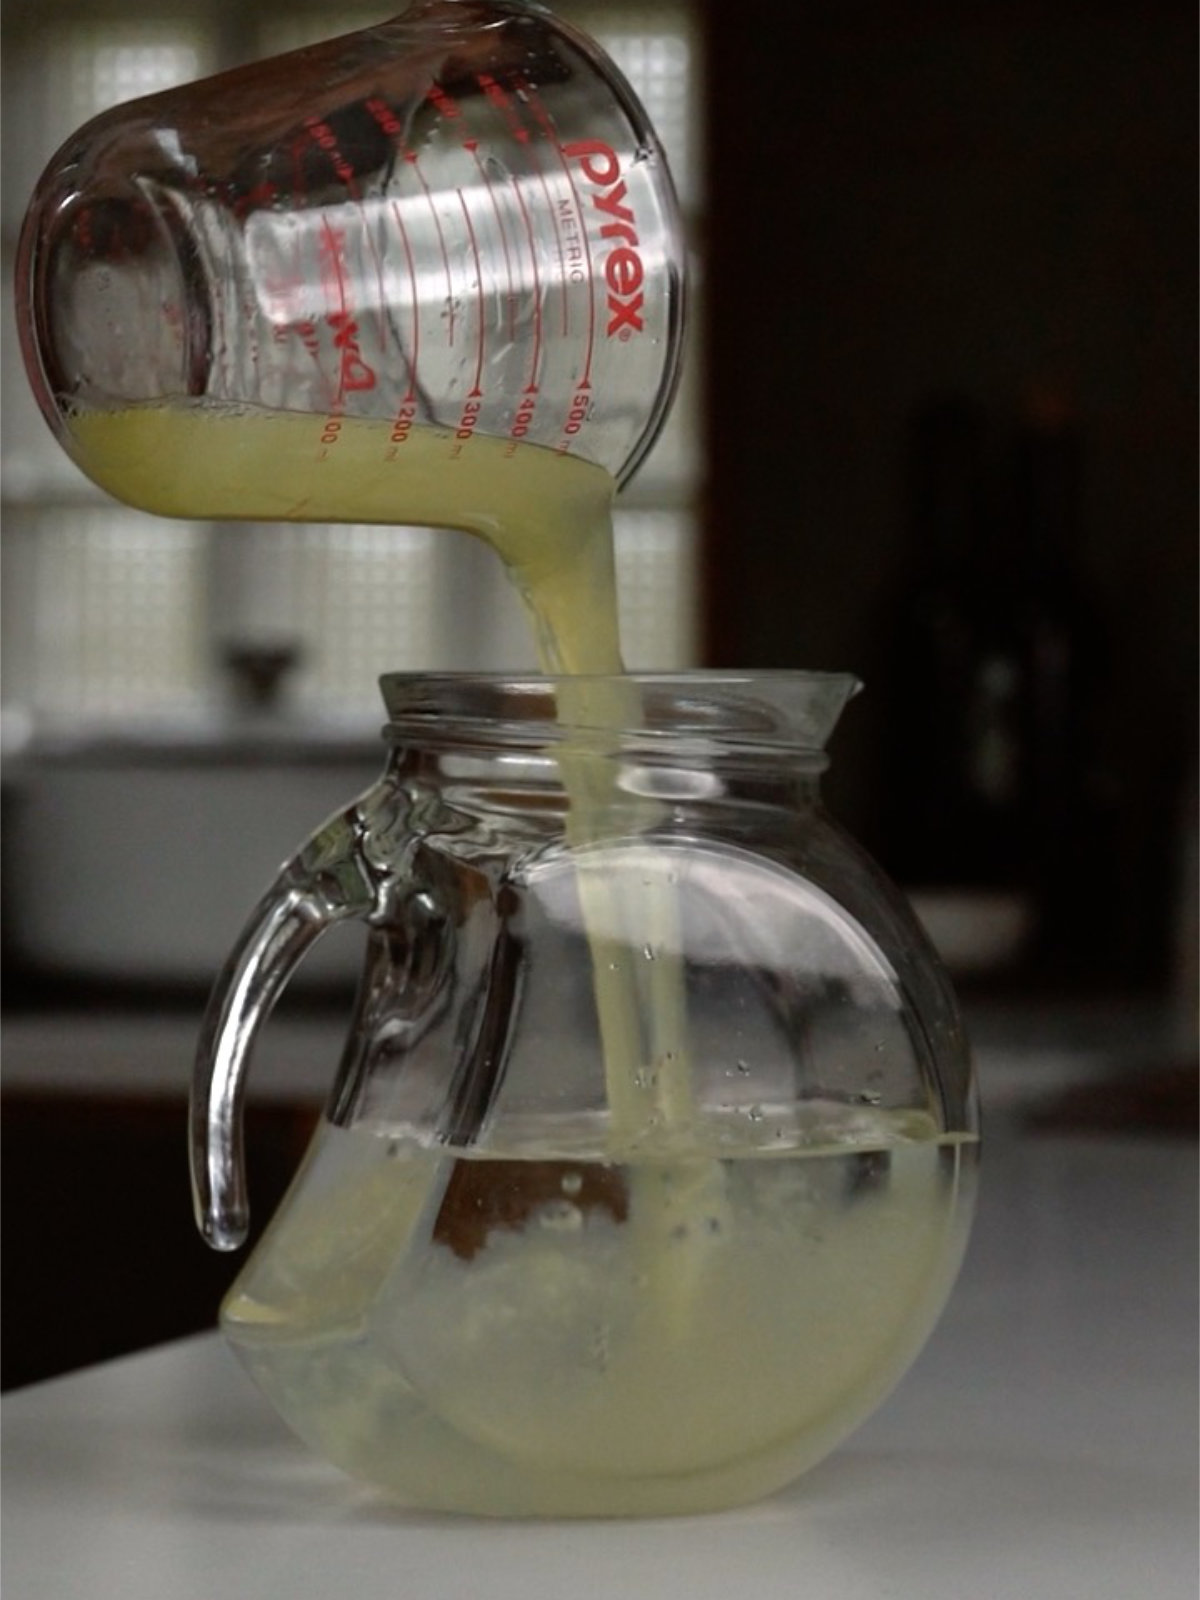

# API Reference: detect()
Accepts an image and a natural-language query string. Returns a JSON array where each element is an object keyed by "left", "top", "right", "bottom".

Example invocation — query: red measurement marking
[
  {"left": 427, "top": 80, "right": 462, "bottom": 121},
  {"left": 475, "top": 73, "right": 529, "bottom": 144},
  {"left": 361, "top": 96, "right": 417, "bottom": 359},
  {"left": 387, "top": 399, "right": 418, "bottom": 455},
  {"left": 506, "top": 79, "right": 572, "bottom": 339},
  {"left": 457, "top": 190, "right": 487, "bottom": 400},
  {"left": 318, "top": 218, "right": 377, "bottom": 401},
  {"left": 318, "top": 221, "right": 347, "bottom": 322},
  {"left": 560, "top": 381, "right": 592, "bottom": 448},
  {"left": 286, "top": 134, "right": 330, "bottom": 400},
  {"left": 365, "top": 96, "right": 403, "bottom": 140},
  {"left": 520, "top": 80, "right": 595, "bottom": 385},
  {"left": 304, "top": 115, "right": 360, "bottom": 199},
  {"left": 405, "top": 150, "right": 455, "bottom": 346},
  {"left": 497, "top": 152, "right": 543, "bottom": 394},
  {"left": 232, "top": 179, "right": 278, "bottom": 219},
  {"left": 509, "top": 391, "right": 538, "bottom": 443},
  {"left": 450, "top": 395, "right": 483, "bottom": 456},
  {"left": 465, "top": 138, "right": 518, "bottom": 341},
  {"left": 328, "top": 309, "right": 376, "bottom": 393},
  {"left": 316, "top": 218, "right": 350, "bottom": 422},
  {"left": 261, "top": 147, "right": 337, "bottom": 403},
  {"left": 482, "top": 65, "right": 576, "bottom": 343},
  {"left": 389, "top": 200, "right": 420, "bottom": 403}
]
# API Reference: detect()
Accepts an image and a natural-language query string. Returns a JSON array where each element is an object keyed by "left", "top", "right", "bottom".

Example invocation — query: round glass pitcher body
[
  {"left": 16, "top": 0, "right": 684, "bottom": 507},
  {"left": 195, "top": 673, "right": 979, "bottom": 1517}
]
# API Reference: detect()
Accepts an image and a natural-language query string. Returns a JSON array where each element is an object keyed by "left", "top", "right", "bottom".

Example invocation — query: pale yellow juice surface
[{"left": 224, "top": 1113, "right": 977, "bottom": 1517}]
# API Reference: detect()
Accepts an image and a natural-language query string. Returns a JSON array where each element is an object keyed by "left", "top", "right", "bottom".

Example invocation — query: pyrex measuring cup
[{"left": 15, "top": 0, "right": 685, "bottom": 506}]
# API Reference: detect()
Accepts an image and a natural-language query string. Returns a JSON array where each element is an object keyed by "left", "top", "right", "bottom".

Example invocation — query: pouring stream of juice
[{"left": 70, "top": 398, "right": 714, "bottom": 1318}]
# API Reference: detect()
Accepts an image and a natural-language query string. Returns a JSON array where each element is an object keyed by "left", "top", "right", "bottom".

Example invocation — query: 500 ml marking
[
  {"left": 562, "top": 385, "right": 592, "bottom": 438},
  {"left": 551, "top": 383, "right": 593, "bottom": 458}
]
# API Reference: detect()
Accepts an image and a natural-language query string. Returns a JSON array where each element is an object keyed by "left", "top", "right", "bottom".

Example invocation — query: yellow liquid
[
  {"left": 68, "top": 402, "right": 624, "bottom": 675},
  {"left": 224, "top": 1114, "right": 977, "bottom": 1516},
  {"left": 70, "top": 401, "right": 693, "bottom": 1144},
  {"left": 70, "top": 402, "right": 972, "bottom": 1515}
]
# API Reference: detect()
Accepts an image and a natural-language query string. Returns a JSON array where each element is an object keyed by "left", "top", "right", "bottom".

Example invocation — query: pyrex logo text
[{"left": 561, "top": 139, "right": 645, "bottom": 338}]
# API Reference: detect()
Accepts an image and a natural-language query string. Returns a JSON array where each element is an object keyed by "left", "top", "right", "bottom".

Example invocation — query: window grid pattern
[
  {"left": 242, "top": 525, "right": 447, "bottom": 717},
  {"left": 582, "top": 10, "right": 700, "bottom": 208},
  {"left": 615, "top": 508, "right": 698, "bottom": 669},
  {"left": 4, "top": 22, "right": 214, "bottom": 233},
  {"left": 254, "top": 13, "right": 390, "bottom": 58},
  {"left": 4, "top": 511, "right": 210, "bottom": 722}
]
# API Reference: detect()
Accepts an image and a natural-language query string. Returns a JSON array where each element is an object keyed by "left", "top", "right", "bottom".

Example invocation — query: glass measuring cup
[{"left": 15, "top": 0, "right": 685, "bottom": 507}]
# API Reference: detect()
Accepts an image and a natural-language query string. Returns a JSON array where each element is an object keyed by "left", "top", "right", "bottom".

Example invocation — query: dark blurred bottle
[
  {"left": 996, "top": 386, "right": 1104, "bottom": 974},
  {"left": 878, "top": 396, "right": 1028, "bottom": 974},
  {"left": 878, "top": 388, "right": 1106, "bottom": 981}
]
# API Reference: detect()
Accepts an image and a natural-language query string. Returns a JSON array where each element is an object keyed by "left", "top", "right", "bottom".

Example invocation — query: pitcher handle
[{"left": 189, "top": 786, "right": 394, "bottom": 1250}]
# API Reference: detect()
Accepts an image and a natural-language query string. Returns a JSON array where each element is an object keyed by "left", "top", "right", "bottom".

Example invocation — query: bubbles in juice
[{"left": 223, "top": 1109, "right": 977, "bottom": 1517}]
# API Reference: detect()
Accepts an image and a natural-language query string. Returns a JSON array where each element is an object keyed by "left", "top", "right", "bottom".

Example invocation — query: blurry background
[{"left": 2, "top": 0, "right": 1195, "bottom": 1388}]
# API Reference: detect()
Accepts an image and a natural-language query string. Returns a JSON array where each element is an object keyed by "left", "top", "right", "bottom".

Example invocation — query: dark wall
[
  {"left": 1, "top": 1094, "right": 318, "bottom": 1390},
  {"left": 701, "top": 0, "right": 1197, "bottom": 988}
]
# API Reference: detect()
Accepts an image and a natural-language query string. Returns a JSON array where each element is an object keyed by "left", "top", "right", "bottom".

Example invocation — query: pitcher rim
[{"left": 378, "top": 670, "right": 863, "bottom": 755}]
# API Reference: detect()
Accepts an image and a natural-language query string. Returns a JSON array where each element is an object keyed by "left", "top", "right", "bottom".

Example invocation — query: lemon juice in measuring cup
[
  {"left": 17, "top": 1, "right": 683, "bottom": 511},
  {"left": 15, "top": 1, "right": 979, "bottom": 1518}
]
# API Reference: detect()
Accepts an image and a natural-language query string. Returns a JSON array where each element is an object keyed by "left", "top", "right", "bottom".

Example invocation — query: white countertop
[{"left": 3, "top": 1119, "right": 1196, "bottom": 1600}]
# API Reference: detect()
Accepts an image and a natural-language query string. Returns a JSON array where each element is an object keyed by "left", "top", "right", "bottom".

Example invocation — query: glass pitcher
[{"left": 192, "top": 672, "right": 979, "bottom": 1517}]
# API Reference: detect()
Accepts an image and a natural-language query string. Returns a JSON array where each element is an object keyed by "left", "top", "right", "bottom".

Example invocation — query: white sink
[{"left": 5, "top": 730, "right": 382, "bottom": 986}]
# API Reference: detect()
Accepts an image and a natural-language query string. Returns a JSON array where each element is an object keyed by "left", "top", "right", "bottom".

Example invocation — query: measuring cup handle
[{"left": 189, "top": 785, "right": 393, "bottom": 1250}]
